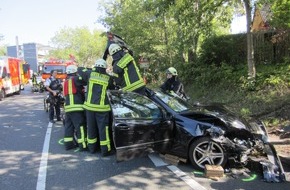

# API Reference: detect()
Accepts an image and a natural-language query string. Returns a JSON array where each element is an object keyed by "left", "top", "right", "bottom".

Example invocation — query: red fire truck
[
  {"left": 0, "top": 56, "right": 30, "bottom": 100},
  {"left": 41, "top": 57, "right": 76, "bottom": 80}
]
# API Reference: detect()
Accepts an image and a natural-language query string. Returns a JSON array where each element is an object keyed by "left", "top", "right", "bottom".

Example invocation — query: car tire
[{"left": 189, "top": 137, "right": 227, "bottom": 171}]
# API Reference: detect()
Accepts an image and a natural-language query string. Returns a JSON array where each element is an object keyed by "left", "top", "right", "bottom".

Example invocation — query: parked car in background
[{"left": 107, "top": 88, "right": 285, "bottom": 182}]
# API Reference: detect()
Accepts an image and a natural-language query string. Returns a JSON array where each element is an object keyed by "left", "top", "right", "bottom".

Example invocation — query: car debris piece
[
  {"left": 165, "top": 154, "right": 179, "bottom": 165},
  {"left": 205, "top": 164, "right": 224, "bottom": 178}
]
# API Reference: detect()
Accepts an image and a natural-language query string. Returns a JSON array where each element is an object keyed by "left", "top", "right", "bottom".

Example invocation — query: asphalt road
[{"left": 0, "top": 84, "right": 290, "bottom": 190}]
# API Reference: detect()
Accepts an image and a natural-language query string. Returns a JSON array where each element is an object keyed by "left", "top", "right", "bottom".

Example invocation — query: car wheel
[{"left": 189, "top": 137, "right": 227, "bottom": 171}]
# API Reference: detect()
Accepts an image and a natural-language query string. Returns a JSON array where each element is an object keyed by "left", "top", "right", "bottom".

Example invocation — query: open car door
[
  {"left": 108, "top": 90, "right": 173, "bottom": 162},
  {"left": 102, "top": 32, "right": 133, "bottom": 60}
]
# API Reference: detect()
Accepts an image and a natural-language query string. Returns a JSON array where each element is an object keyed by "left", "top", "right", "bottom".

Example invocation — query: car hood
[{"left": 181, "top": 102, "right": 253, "bottom": 131}]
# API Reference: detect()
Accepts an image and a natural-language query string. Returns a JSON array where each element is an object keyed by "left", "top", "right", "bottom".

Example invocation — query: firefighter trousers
[
  {"left": 86, "top": 110, "right": 111, "bottom": 155},
  {"left": 64, "top": 111, "right": 87, "bottom": 151}
]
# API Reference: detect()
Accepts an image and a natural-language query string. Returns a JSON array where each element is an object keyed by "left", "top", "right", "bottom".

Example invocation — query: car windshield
[
  {"left": 43, "top": 65, "right": 66, "bottom": 74},
  {"left": 154, "top": 90, "right": 190, "bottom": 113}
]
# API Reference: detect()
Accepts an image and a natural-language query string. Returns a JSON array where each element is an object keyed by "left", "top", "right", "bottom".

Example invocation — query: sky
[
  {"left": 0, "top": 0, "right": 246, "bottom": 46},
  {"left": 0, "top": 0, "right": 106, "bottom": 46}
]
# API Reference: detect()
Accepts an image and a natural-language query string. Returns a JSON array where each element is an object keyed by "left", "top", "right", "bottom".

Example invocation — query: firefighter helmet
[
  {"left": 66, "top": 65, "right": 78, "bottom": 74},
  {"left": 166, "top": 67, "right": 178, "bottom": 76},
  {"left": 109, "top": 43, "right": 122, "bottom": 55},
  {"left": 94, "top": 59, "right": 107, "bottom": 68}
]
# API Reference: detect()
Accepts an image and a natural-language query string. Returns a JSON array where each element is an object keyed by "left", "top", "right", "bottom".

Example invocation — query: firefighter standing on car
[
  {"left": 45, "top": 70, "right": 63, "bottom": 123},
  {"left": 160, "top": 67, "right": 189, "bottom": 101},
  {"left": 108, "top": 43, "right": 146, "bottom": 95},
  {"left": 63, "top": 65, "right": 87, "bottom": 151},
  {"left": 78, "top": 59, "right": 115, "bottom": 156}
]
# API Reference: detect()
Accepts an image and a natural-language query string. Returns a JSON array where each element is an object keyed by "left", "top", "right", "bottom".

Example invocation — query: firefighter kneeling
[{"left": 63, "top": 65, "right": 87, "bottom": 151}]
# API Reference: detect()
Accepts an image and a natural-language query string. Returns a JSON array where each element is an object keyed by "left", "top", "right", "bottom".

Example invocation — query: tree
[
  {"left": 0, "top": 46, "right": 5, "bottom": 56},
  {"left": 100, "top": 0, "right": 233, "bottom": 66},
  {"left": 49, "top": 27, "right": 107, "bottom": 67},
  {"left": 243, "top": 0, "right": 256, "bottom": 79}
]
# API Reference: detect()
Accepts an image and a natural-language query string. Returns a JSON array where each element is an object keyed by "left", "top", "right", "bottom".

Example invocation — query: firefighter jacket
[
  {"left": 78, "top": 67, "right": 115, "bottom": 112},
  {"left": 160, "top": 76, "right": 188, "bottom": 99},
  {"left": 63, "top": 75, "right": 86, "bottom": 113},
  {"left": 112, "top": 51, "right": 145, "bottom": 92}
]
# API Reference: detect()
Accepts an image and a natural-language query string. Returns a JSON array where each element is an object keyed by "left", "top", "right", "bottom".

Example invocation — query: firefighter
[
  {"left": 160, "top": 67, "right": 189, "bottom": 101},
  {"left": 45, "top": 70, "right": 63, "bottom": 123},
  {"left": 108, "top": 43, "right": 146, "bottom": 95},
  {"left": 31, "top": 72, "right": 38, "bottom": 92},
  {"left": 63, "top": 65, "right": 87, "bottom": 151},
  {"left": 78, "top": 59, "right": 115, "bottom": 156}
]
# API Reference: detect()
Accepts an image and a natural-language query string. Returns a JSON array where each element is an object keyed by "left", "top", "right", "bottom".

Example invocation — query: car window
[
  {"left": 155, "top": 91, "right": 189, "bottom": 112},
  {"left": 111, "top": 92, "right": 162, "bottom": 119},
  {"left": 43, "top": 65, "right": 66, "bottom": 74}
]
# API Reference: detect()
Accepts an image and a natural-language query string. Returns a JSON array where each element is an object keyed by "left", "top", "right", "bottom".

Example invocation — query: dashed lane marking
[
  {"left": 148, "top": 153, "right": 168, "bottom": 167},
  {"left": 167, "top": 165, "right": 207, "bottom": 190},
  {"left": 148, "top": 153, "right": 207, "bottom": 190}
]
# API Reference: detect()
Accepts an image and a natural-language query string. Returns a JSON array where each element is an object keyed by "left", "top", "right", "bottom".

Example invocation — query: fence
[{"left": 253, "top": 30, "right": 290, "bottom": 64}]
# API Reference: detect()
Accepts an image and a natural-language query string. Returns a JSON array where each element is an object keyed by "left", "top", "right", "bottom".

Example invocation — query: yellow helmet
[{"left": 166, "top": 67, "right": 177, "bottom": 76}]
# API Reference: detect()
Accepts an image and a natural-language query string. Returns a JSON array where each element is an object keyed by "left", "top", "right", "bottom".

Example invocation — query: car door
[{"left": 108, "top": 90, "right": 172, "bottom": 162}]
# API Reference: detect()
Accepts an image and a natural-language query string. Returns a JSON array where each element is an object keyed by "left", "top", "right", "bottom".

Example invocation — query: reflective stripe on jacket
[
  {"left": 83, "top": 69, "right": 111, "bottom": 112},
  {"left": 64, "top": 76, "right": 85, "bottom": 112},
  {"left": 114, "top": 53, "right": 145, "bottom": 92}
]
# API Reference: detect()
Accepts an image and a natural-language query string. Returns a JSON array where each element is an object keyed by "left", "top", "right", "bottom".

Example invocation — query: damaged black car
[{"left": 107, "top": 88, "right": 285, "bottom": 182}]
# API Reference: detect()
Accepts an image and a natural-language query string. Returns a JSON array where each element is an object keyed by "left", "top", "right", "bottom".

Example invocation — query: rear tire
[{"left": 189, "top": 137, "right": 227, "bottom": 171}]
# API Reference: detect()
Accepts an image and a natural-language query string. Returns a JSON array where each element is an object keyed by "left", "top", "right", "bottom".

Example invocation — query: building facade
[{"left": 7, "top": 43, "right": 52, "bottom": 73}]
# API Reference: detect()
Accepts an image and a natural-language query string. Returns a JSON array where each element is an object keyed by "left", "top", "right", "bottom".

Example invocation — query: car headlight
[{"left": 231, "top": 120, "right": 247, "bottom": 129}]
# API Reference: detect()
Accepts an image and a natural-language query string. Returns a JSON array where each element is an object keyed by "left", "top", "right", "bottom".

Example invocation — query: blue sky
[
  {"left": 0, "top": 0, "right": 106, "bottom": 45},
  {"left": 0, "top": 0, "right": 246, "bottom": 46}
]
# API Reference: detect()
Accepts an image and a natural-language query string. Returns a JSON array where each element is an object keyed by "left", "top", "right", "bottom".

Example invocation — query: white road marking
[
  {"left": 148, "top": 153, "right": 207, "bottom": 190},
  {"left": 148, "top": 153, "right": 168, "bottom": 167},
  {"left": 36, "top": 122, "right": 53, "bottom": 190},
  {"left": 167, "top": 165, "right": 207, "bottom": 190}
]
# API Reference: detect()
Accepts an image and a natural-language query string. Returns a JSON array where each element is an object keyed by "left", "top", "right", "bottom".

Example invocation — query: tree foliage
[
  {"left": 270, "top": 0, "right": 290, "bottom": 29},
  {"left": 0, "top": 46, "right": 5, "bottom": 56},
  {"left": 49, "top": 27, "right": 107, "bottom": 67},
  {"left": 99, "top": 0, "right": 233, "bottom": 71}
]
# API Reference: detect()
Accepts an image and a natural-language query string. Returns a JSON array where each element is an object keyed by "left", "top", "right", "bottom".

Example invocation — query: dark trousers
[
  {"left": 49, "top": 97, "right": 61, "bottom": 121},
  {"left": 64, "top": 111, "right": 87, "bottom": 150},
  {"left": 86, "top": 110, "right": 111, "bottom": 154}
]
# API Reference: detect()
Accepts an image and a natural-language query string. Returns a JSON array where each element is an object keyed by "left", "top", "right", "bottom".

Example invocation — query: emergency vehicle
[
  {"left": 41, "top": 58, "right": 76, "bottom": 80},
  {"left": 0, "top": 56, "right": 30, "bottom": 100}
]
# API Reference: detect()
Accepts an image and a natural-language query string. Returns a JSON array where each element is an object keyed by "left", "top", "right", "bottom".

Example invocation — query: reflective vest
[
  {"left": 49, "top": 77, "right": 61, "bottom": 90},
  {"left": 83, "top": 68, "right": 111, "bottom": 112},
  {"left": 113, "top": 53, "right": 145, "bottom": 92},
  {"left": 63, "top": 76, "right": 85, "bottom": 112}
]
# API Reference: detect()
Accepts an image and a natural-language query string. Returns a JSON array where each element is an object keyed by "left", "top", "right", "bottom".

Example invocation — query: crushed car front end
[{"left": 195, "top": 105, "right": 286, "bottom": 182}]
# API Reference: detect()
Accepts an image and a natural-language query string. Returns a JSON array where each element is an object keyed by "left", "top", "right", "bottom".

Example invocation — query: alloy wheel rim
[{"left": 193, "top": 140, "right": 224, "bottom": 169}]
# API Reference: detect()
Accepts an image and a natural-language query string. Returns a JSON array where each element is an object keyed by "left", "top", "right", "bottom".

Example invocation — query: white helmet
[
  {"left": 94, "top": 59, "right": 107, "bottom": 68},
  {"left": 66, "top": 65, "right": 78, "bottom": 74},
  {"left": 108, "top": 43, "right": 122, "bottom": 55}
]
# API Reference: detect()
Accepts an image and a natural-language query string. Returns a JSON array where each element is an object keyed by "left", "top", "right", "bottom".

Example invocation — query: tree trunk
[{"left": 243, "top": 0, "right": 256, "bottom": 79}]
